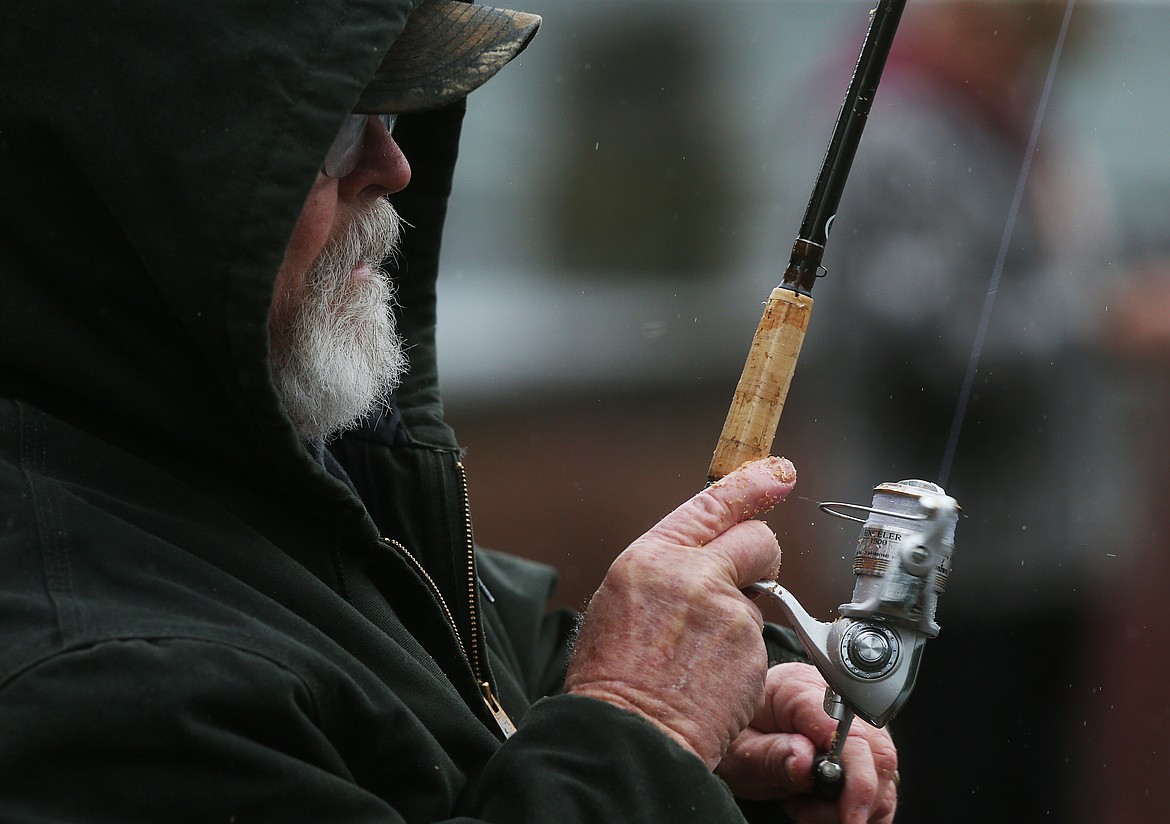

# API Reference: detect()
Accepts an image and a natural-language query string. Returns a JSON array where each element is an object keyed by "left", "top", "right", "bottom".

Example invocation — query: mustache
[{"left": 311, "top": 197, "right": 403, "bottom": 282}]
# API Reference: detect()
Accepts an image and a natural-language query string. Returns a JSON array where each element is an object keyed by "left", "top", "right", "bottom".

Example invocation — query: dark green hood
[
  {"left": 0, "top": 0, "right": 455, "bottom": 532},
  {"left": 0, "top": 0, "right": 470, "bottom": 559}
]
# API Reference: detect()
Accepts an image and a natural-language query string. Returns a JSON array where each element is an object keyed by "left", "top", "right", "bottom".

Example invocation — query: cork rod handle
[{"left": 707, "top": 287, "right": 813, "bottom": 483}]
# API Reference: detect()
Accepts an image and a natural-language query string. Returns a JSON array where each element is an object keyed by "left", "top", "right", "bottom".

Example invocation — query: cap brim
[{"left": 356, "top": 0, "right": 541, "bottom": 114}]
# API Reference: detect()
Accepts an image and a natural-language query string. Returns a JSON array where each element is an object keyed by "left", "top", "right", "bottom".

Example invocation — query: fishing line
[{"left": 938, "top": 0, "right": 1078, "bottom": 488}]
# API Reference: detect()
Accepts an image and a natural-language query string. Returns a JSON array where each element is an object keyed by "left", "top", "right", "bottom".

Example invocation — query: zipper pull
[{"left": 480, "top": 681, "right": 517, "bottom": 739}]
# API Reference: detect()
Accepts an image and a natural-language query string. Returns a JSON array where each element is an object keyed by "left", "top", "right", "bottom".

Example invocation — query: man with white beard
[
  {"left": 270, "top": 193, "right": 408, "bottom": 438},
  {"left": 0, "top": 2, "right": 897, "bottom": 822}
]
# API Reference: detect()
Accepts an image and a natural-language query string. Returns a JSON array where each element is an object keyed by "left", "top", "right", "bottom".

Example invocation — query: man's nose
[{"left": 339, "top": 116, "right": 411, "bottom": 201}]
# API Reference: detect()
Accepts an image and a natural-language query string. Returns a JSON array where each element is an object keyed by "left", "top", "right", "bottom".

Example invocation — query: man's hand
[
  {"left": 564, "top": 457, "right": 797, "bottom": 768},
  {"left": 716, "top": 663, "right": 899, "bottom": 824}
]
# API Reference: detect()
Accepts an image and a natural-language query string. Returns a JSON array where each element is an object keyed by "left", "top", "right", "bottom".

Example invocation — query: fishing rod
[
  {"left": 708, "top": 0, "right": 907, "bottom": 483},
  {"left": 705, "top": 0, "right": 963, "bottom": 800}
]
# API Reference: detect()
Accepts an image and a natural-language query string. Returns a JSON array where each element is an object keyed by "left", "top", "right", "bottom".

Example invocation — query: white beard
[{"left": 269, "top": 198, "right": 408, "bottom": 440}]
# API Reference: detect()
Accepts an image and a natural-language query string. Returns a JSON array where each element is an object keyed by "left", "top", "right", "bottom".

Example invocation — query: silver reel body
[{"left": 755, "top": 479, "right": 959, "bottom": 727}]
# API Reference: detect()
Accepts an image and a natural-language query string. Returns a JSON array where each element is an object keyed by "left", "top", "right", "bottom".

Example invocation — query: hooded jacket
[{"left": 0, "top": 1, "right": 805, "bottom": 821}]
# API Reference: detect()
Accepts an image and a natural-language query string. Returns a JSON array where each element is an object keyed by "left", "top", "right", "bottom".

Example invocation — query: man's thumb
[{"left": 651, "top": 456, "right": 797, "bottom": 549}]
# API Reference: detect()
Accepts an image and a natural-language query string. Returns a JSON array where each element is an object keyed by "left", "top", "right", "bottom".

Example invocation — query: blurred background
[{"left": 433, "top": 1, "right": 1170, "bottom": 821}]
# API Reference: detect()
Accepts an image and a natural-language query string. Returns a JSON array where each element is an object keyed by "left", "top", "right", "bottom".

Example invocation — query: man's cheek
[{"left": 275, "top": 178, "right": 341, "bottom": 302}]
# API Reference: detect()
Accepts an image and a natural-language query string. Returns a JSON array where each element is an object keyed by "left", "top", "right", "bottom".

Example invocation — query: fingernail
[
  {"left": 769, "top": 456, "right": 796, "bottom": 483},
  {"left": 784, "top": 753, "right": 801, "bottom": 783}
]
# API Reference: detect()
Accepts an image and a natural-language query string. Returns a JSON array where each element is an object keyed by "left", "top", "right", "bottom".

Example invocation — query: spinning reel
[{"left": 752, "top": 480, "right": 959, "bottom": 792}]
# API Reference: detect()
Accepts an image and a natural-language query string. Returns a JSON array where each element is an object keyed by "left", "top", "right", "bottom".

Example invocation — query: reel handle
[
  {"left": 812, "top": 753, "right": 846, "bottom": 801},
  {"left": 812, "top": 697, "right": 853, "bottom": 801}
]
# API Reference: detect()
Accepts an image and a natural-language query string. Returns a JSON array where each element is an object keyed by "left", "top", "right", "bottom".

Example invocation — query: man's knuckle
[
  {"left": 726, "top": 518, "right": 773, "bottom": 549},
  {"left": 665, "top": 575, "right": 704, "bottom": 607},
  {"left": 872, "top": 736, "right": 898, "bottom": 771}
]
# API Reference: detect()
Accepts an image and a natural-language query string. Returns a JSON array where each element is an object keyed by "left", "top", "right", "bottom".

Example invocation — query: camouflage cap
[{"left": 356, "top": 0, "right": 541, "bottom": 114}]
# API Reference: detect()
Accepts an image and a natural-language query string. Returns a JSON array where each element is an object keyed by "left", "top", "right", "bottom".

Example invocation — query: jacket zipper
[
  {"left": 455, "top": 459, "right": 518, "bottom": 738},
  {"left": 380, "top": 459, "right": 516, "bottom": 739}
]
